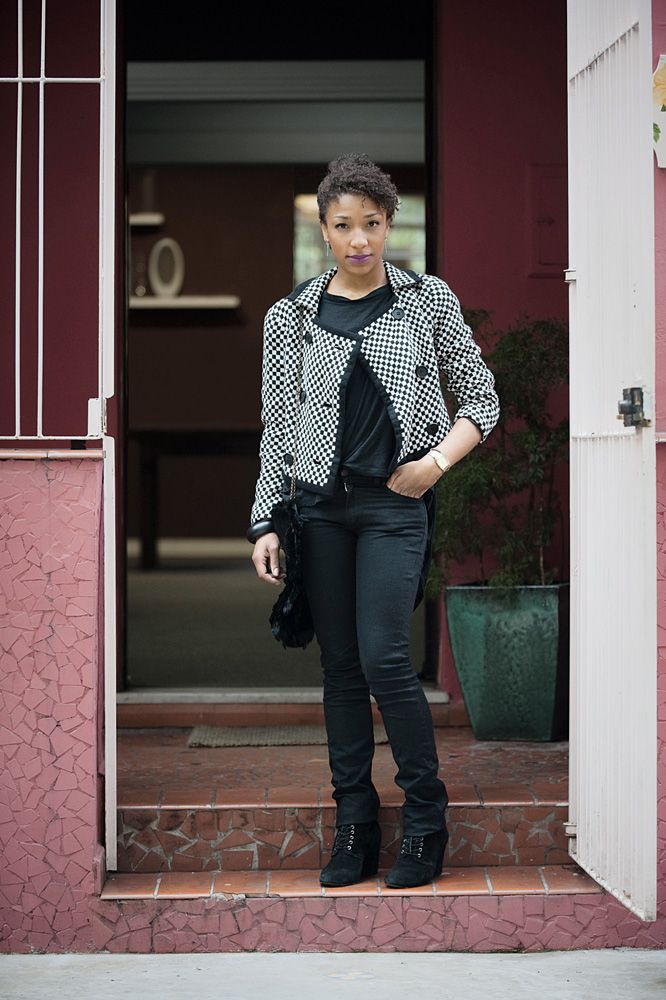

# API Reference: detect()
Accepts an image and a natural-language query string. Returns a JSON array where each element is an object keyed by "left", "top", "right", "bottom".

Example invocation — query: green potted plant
[{"left": 432, "top": 310, "right": 569, "bottom": 740}]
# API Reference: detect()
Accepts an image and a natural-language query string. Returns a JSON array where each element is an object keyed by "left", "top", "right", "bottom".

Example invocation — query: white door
[{"left": 567, "top": 0, "right": 657, "bottom": 920}]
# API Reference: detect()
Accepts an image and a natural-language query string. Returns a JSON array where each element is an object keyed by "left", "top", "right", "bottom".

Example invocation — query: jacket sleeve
[
  {"left": 425, "top": 276, "right": 499, "bottom": 442},
  {"left": 250, "top": 299, "right": 289, "bottom": 523}
]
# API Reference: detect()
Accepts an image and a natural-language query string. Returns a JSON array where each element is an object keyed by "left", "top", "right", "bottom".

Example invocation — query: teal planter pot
[{"left": 445, "top": 583, "right": 569, "bottom": 741}]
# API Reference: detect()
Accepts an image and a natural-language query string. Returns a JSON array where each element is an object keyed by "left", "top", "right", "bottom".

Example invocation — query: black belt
[{"left": 338, "top": 471, "right": 387, "bottom": 487}]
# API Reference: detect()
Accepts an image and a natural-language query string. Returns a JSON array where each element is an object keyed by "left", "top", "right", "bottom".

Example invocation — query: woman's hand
[
  {"left": 386, "top": 456, "right": 442, "bottom": 498},
  {"left": 387, "top": 419, "right": 484, "bottom": 497},
  {"left": 251, "top": 532, "right": 286, "bottom": 585}
]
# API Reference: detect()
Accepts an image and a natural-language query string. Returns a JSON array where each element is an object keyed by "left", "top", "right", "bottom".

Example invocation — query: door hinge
[
  {"left": 87, "top": 397, "right": 107, "bottom": 437},
  {"left": 617, "top": 386, "right": 652, "bottom": 427}
]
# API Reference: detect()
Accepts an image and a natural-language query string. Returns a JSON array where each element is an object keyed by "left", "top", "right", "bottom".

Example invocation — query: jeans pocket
[{"left": 384, "top": 484, "right": 426, "bottom": 503}]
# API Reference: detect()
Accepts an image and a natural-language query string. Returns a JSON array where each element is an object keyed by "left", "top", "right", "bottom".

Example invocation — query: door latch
[{"left": 617, "top": 387, "right": 652, "bottom": 427}]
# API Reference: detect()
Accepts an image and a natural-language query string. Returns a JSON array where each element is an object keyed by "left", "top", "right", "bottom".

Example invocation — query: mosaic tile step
[
  {"left": 102, "top": 864, "right": 602, "bottom": 900},
  {"left": 116, "top": 800, "right": 569, "bottom": 874}
]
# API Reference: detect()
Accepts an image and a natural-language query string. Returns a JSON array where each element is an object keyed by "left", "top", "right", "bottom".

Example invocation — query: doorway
[{"left": 121, "top": 5, "right": 434, "bottom": 693}]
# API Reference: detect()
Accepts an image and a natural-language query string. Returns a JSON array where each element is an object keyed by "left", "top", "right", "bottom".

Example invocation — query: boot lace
[
  {"left": 332, "top": 824, "right": 357, "bottom": 855},
  {"left": 399, "top": 835, "right": 424, "bottom": 859}
]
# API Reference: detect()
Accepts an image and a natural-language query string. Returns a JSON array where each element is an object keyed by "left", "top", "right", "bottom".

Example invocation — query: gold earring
[{"left": 325, "top": 240, "right": 330, "bottom": 257}]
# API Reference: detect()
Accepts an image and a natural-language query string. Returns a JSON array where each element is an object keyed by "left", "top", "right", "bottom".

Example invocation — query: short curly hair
[{"left": 317, "top": 153, "right": 399, "bottom": 225}]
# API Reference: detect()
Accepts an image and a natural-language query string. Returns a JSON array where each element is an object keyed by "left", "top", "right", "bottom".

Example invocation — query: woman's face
[{"left": 320, "top": 193, "right": 391, "bottom": 284}]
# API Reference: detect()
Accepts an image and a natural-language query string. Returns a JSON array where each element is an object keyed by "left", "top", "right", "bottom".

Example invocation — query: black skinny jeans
[{"left": 300, "top": 482, "right": 448, "bottom": 836}]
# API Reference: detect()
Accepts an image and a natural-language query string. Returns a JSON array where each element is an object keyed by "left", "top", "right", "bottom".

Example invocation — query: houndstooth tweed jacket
[{"left": 250, "top": 261, "right": 499, "bottom": 523}]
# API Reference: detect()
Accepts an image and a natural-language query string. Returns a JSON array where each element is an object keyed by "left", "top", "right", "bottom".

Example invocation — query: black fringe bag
[
  {"left": 269, "top": 498, "right": 314, "bottom": 648},
  {"left": 268, "top": 307, "right": 315, "bottom": 649}
]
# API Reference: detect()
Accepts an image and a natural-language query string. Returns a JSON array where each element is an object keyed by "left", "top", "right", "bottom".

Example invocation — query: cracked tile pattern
[
  {"left": 0, "top": 460, "right": 102, "bottom": 953},
  {"left": 116, "top": 804, "right": 568, "bottom": 873},
  {"left": 84, "top": 893, "right": 666, "bottom": 953}
]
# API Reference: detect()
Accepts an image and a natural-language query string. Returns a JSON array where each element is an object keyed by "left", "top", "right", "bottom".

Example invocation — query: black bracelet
[{"left": 246, "top": 519, "right": 275, "bottom": 544}]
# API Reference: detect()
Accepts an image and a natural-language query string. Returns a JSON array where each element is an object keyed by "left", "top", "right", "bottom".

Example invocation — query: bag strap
[{"left": 289, "top": 307, "right": 305, "bottom": 500}]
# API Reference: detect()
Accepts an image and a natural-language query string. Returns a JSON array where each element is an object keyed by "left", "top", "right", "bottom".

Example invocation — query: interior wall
[{"left": 127, "top": 165, "right": 294, "bottom": 537}]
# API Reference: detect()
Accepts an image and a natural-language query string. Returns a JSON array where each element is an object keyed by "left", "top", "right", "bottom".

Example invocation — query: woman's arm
[
  {"left": 386, "top": 417, "right": 481, "bottom": 497},
  {"left": 250, "top": 300, "right": 290, "bottom": 524},
  {"left": 430, "top": 278, "right": 499, "bottom": 443},
  {"left": 388, "top": 278, "right": 496, "bottom": 497},
  {"left": 252, "top": 531, "right": 286, "bottom": 585}
]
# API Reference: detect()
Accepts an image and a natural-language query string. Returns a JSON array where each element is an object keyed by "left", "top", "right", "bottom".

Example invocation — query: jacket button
[
  {"left": 284, "top": 453, "right": 293, "bottom": 464},
  {"left": 416, "top": 365, "right": 428, "bottom": 379},
  {"left": 425, "top": 423, "right": 439, "bottom": 436},
  {"left": 392, "top": 306, "right": 405, "bottom": 320},
  {"left": 305, "top": 332, "right": 313, "bottom": 344},
  {"left": 300, "top": 390, "right": 306, "bottom": 403}
]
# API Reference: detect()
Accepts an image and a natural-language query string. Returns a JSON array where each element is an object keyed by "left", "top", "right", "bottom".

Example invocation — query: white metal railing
[
  {"left": 0, "top": 0, "right": 114, "bottom": 441},
  {"left": 1, "top": 1, "right": 118, "bottom": 871}
]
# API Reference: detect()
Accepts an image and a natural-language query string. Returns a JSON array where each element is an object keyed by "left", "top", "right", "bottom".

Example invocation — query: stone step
[
  {"left": 116, "top": 784, "right": 569, "bottom": 874},
  {"left": 103, "top": 864, "right": 601, "bottom": 901},
  {"left": 98, "top": 865, "right": 604, "bottom": 952}
]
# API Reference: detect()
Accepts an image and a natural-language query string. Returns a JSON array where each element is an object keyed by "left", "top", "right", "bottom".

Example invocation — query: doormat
[{"left": 187, "top": 724, "right": 388, "bottom": 747}]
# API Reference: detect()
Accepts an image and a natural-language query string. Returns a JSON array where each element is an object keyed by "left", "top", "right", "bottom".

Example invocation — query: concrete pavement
[{"left": 1, "top": 949, "right": 665, "bottom": 1000}]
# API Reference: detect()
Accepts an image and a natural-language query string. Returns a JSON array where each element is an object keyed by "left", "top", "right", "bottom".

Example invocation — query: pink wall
[
  {"left": 435, "top": 0, "right": 569, "bottom": 696},
  {"left": 652, "top": 0, "right": 666, "bottom": 942},
  {"left": 655, "top": 5, "right": 666, "bottom": 421},
  {"left": 0, "top": 459, "right": 103, "bottom": 951},
  {"left": 437, "top": 0, "right": 569, "bottom": 328}
]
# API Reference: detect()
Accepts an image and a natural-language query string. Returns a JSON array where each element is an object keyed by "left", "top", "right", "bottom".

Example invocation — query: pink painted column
[
  {"left": 652, "top": 0, "right": 666, "bottom": 937},
  {"left": 434, "top": 0, "right": 569, "bottom": 696},
  {"left": 0, "top": 459, "right": 103, "bottom": 952}
]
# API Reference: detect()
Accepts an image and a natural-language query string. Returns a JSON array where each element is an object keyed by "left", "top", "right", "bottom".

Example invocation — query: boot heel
[
  {"left": 361, "top": 832, "right": 382, "bottom": 878},
  {"left": 434, "top": 831, "right": 448, "bottom": 877}
]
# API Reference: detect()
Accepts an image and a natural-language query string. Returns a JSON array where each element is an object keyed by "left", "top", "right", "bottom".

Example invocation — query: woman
[{"left": 249, "top": 154, "right": 499, "bottom": 888}]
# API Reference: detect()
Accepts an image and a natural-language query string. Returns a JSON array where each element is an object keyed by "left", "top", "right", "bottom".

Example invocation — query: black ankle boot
[
  {"left": 319, "top": 821, "right": 382, "bottom": 887},
  {"left": 384, "top": 827, "right": 449, "bottom": 889}
]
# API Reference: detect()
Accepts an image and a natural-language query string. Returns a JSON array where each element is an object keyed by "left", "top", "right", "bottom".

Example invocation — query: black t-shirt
[{"left": 317, "top": 284, "right": 396, "bottom": 477}]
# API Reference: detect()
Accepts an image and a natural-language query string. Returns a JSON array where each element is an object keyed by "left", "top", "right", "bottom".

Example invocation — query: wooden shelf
[
  {"left": 129, "top": 212, "right": 165, "bottom": 227},
  {"left": 129, "top": 295, "right": 240, "bottom": 310}
]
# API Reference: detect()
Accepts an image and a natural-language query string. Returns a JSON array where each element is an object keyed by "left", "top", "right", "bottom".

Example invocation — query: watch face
[{"left": 431, "top": 450, "right": 449, "bottom": 472}]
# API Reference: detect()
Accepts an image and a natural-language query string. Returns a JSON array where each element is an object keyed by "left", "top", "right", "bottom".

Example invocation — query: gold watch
[{"left": 428, "top": 449, "right": 451, "bottom": 474}]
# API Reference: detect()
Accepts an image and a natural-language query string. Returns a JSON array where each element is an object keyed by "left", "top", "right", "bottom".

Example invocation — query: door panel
[{"left": 567, "top": 0, "right": 657, "bottom": 920}]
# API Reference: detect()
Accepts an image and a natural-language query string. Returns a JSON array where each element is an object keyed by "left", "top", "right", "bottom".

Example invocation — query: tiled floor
[
  {"left": 117, "top": 726, "right": 569, "bottom": 807},
  {"left": 102, "top": 864, "right": 601, "bottom": 900}
]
